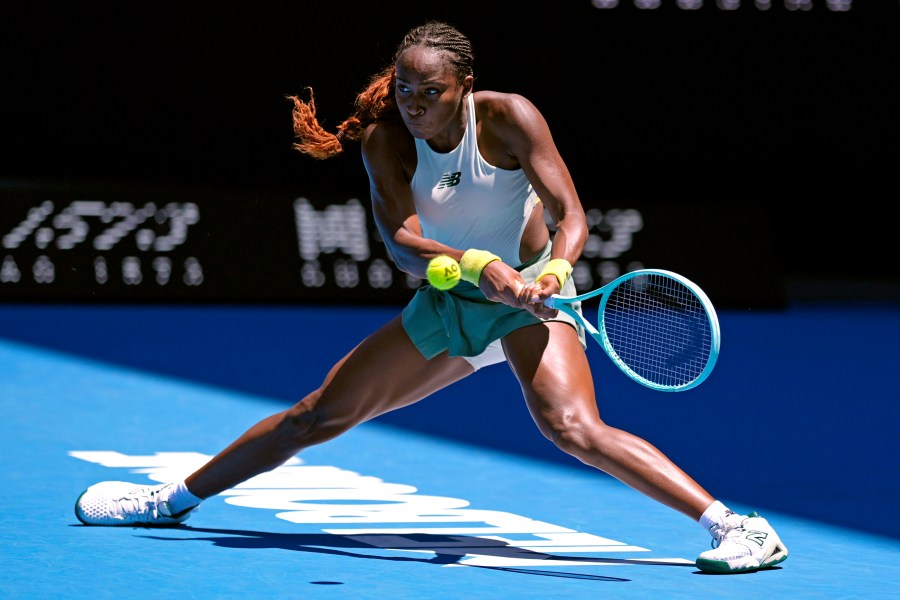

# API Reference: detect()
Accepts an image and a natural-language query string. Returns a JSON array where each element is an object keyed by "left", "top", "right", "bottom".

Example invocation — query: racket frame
[{"left": 546, "top": 269, "right": 721, "bottom": 392}]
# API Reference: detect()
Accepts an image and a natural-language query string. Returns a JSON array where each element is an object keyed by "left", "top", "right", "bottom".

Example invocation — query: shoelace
[
  {"left": 710, "top": 517, "right": 746, "bottom": 549},
  {"left": 113, "top": 485, "right": 171, "bottom": 519}
]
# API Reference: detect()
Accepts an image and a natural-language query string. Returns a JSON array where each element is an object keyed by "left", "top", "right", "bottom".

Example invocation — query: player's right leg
[
  {"left": 75, "top": 315, "right": 474, "bottom": 526},
  {"left": 696, "top": 511, "right": 789, "bottom": 574},
  {"left": 502, "top": 320, "right": 788, "bottom": 574}
]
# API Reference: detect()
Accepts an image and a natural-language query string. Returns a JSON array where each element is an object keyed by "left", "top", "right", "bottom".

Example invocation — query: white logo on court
[{"left": 69, "top": 450, "right": 692, "bottom": 568}]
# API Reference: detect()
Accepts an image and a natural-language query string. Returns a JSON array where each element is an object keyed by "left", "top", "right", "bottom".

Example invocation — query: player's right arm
[{"left": 361, "top": 120, "right": 458, "bottom": 279}]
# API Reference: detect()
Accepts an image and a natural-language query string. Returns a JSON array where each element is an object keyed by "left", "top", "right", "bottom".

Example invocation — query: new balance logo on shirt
[{"left": 437, "top": 172, "right": 462, "bottom": 189}]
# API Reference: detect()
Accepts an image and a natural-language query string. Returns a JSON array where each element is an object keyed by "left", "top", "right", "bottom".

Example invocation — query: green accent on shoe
[
  {"left": 696, "top": 551, "right": 788, "bottom": 574},
  {"left": 761, "top": 551, "right": 789, "bottom": 569},
  {"left": 696, "top": 558, "right": 763, "bottom": 574},
  {"left": 696, "top": 558, "right": 737, "bottom": 573}
]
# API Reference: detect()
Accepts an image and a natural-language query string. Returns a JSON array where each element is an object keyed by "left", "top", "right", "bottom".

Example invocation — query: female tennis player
[{"left": 74, "top": 20, "right": 787, "bottom": 574}]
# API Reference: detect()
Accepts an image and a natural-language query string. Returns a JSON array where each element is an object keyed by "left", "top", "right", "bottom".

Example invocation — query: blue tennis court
[{"left": 1, "top": 302, "right": 898, "bottom": 599}]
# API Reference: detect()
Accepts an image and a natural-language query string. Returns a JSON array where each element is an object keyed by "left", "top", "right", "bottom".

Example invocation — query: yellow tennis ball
[{"left": 426, "top": 255, "right": 461, "bottom": 290}]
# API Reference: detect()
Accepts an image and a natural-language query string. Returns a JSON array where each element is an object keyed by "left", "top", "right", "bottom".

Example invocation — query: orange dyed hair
[
  {"left": 288, "top": 21, "right": 474, "bottom": 160},
  {"left": 288, "top": 66, "right": 396, "bottom": 160}
]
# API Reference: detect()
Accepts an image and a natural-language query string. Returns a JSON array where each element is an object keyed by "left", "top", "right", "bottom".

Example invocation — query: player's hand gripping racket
[{"left": 545, "top": 269, "right": 720, "bottom": 392}]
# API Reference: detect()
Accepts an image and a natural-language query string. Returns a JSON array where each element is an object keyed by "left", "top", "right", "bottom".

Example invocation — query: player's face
[{"left": 394, "top": 46, "right": 472, "bottom": 150}]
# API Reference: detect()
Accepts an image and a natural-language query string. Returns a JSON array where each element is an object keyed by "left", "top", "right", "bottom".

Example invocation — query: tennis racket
[{"left": 545, "top": 269, "right": 720, "bottom": 392}]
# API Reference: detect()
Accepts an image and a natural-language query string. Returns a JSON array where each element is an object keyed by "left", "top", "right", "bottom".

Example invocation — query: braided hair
[{"left": 289, "top": 21, "right": 475, "bottom": 160}]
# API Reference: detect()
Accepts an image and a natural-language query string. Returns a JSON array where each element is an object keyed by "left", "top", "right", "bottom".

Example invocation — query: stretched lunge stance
[{"left": 75, "top": 20, "right": 787, "bottom": 575}]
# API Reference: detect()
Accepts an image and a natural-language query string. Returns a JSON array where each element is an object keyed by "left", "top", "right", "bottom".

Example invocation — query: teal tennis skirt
[{"left": 401, "top": 242, "right": 587, "bottom": 363}]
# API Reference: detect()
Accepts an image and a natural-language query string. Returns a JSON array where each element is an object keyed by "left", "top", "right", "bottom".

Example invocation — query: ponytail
[{"left": 289, "top": 66, "right": 398, "bottom": 160}]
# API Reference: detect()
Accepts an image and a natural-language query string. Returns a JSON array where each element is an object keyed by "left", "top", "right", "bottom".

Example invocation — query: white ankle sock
[
  {"left": 699, "top": 500, "right": 735, "bottom": 536},
  {"left": 166, "top": 480, "right": 203, "bottom": 514}
]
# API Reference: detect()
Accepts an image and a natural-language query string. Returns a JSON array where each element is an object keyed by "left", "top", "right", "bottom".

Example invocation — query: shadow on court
[{"left": 126, "top": 526, "right": 708, "bottom": 581}]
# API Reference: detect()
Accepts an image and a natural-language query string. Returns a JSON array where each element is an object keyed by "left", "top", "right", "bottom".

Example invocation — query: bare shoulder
[
  {"left": 473, "top": 90, "right": 544, "bottom": 131},
  {"left": 472, "top": 90, "right": 550, "bottom": 168},
  {"left": 361, "top": 118, "right": 411, "bottom": 156},
  {"left": 361, "top": 118, "right": 416, "bottom": 180}
]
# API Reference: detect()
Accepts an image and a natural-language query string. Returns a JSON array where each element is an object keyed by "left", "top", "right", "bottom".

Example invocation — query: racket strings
[{"left": 602, "top": 274, "right": 712, "bottom": 388}]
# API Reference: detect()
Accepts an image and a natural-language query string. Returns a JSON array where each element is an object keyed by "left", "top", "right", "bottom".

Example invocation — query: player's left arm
[{"left": 494, "top": 93, "right": 589, "bottom": 302}]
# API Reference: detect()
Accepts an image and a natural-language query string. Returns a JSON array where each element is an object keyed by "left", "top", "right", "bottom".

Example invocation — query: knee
[
  {"left": 263, "top": 412, "right": 306, "bottom": 457},
  {"left": 541, "top": 408, "right": 607, "bottom": 459},
  {"left": 283, "top": 404, "right": 318, "bottom": 438},
  {"left": 273, "top": 394, "right": 325, "bottom": 448},
  {"left": 277, "top": 390, "right": 353, "bottom": 448}
]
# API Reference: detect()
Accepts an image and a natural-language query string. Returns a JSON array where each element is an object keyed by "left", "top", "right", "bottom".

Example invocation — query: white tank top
[{"left": 410, "top": 93, "right": 537, "bottom": 267}]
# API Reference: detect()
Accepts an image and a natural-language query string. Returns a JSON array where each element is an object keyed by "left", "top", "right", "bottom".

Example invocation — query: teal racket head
[{"left": 597, "top": 269, "right": 720, "bottom": 391}]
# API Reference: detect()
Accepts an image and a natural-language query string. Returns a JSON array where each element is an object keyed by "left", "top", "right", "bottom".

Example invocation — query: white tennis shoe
[
  {"left": 75, "top": 481, "right": 196, "bottom": 526},
  {"left": 696, "top": 511, "right": 788, "bottom": 574}
]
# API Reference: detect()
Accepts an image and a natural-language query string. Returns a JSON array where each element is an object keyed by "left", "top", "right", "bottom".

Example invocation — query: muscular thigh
[
  {"left": 303, "top": 315, "right": 475, "bottom": 427},
  {"left": 502, "top": 321, "right": 601, "bottom": 436}
]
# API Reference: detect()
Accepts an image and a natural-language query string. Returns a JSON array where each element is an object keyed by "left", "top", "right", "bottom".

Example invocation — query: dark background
[{"left": 1, "top": 1, "right": 898, "bottom": 304}]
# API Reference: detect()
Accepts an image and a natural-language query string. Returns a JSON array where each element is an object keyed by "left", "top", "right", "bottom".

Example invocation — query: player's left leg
[
  {"left": 503, "top": 321, "right": 714, "bottom": 518},
  {"left": 502, "top": 321, "right": 787, "bottom": 573}
]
